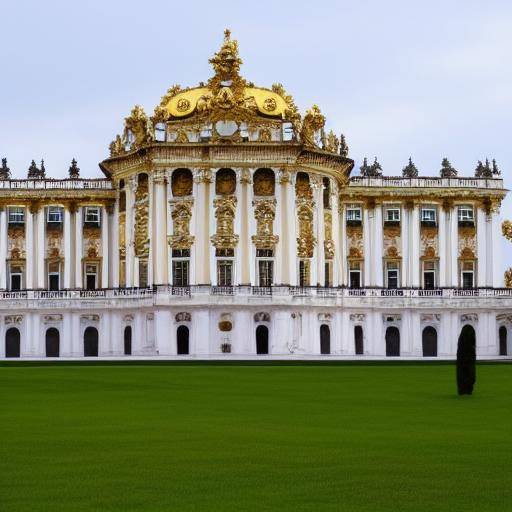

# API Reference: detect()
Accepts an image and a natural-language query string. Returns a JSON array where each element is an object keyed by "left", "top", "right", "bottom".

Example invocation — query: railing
[
  {"left": 0, "top": 286, "right": 511, "bottom": 302},
  {"left": 349, "top": 176, "right": 504, "bottom": 190},
  {"left": 0, "top": 179, "right": 113, "bottom": 190}
]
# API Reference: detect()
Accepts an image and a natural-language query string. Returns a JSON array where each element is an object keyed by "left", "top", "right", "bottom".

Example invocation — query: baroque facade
[{"left": 1, "top": 31, "right": 511, "bottom": 359}]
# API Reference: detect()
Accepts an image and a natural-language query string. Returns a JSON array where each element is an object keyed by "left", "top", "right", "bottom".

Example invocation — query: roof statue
[
  {"left": 68, "top": 158, "right": 80, "bottom": 179},
  {"left": 0, "top": 158, "right": 10, "bottom": 179},
  {"left": 440, "top": 157, "right": 457, "bottom": 178},
  {"left": 28, "top": 159, "right": 45, "bottom": 179},
  {"left": 339, "top": 134, "right": 349, "bottom": 157},
  {"left": 360, "top": 157, "right": 383, "bottom": 178},
  {"left": 402, "top": 157, "right": 419, "bottom": 178}
]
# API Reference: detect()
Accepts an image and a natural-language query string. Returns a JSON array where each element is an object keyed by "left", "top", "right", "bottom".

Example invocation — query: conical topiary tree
[{"left": 456, "top": 325, "right": 476, "bottom": 395}]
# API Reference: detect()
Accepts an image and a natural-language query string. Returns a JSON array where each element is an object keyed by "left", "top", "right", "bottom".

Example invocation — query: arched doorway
[
  {"left": 84, "top": 326, "right": 99, "bottom": 357},
  {"left": 177, "top": 325, "right": 189, "bottom": 355},
  {"left": 124, "top": 326, "right": 132, "bottom": 355},
  {"left": 499, "top": 326, "right": 507, "bottom": 356},
  {"left": 256, "top": 325, "right": 269, "bottom": 355},
  {"left": 5, "top": 327, "right": 20, "bottom": 358},
  {"left": 354, "top": 326, "right": 364, "bottom": 355},
  {"left": 45, "top": 328, "right": 60, "bottom": 357},
  {"left": 385, "top": 326, "right": 400, "bottom": 356},
  {"left": 320, "top": 324, "right": 330, "bottom": 354},
  {"left": 422, "top": 326, "right": 437, "bottom": 357}
]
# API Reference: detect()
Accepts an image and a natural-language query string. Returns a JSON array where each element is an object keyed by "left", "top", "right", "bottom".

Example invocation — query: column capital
[
  {"left": 29, "top": 201, "right": 41, "bottom": 214},
  {"left": 153, "top": 169, "right": 166, "bottom": 185},
  {"left": 193, "top": 168, "right": 213, "bottom": 184},
  {"left": 236, "top": 168, "right": 252, "bottom": 185},
  {"left": 105, "top": 200, "right": 115, "bottom": 215}
]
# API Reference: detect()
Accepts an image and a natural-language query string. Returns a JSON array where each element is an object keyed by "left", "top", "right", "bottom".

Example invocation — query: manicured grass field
[{"left": 0, "top": 362, "right": 511, "bottom": 511}]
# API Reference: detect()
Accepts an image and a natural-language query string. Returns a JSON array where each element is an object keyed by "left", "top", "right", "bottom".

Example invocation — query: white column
[
  {"left": 125, "top": 176, "right": 136, "bottom": 287},
  {"left": 363, "top": 207, "right": 371, "bottom": 287},
  {"left": 235, "top": 169, "right": 251, "bottom": 286},
  {"left": 193, "top": 170, "right": 211, "bottom": 285},
  {"left": 152, "top": 171, "right": 168, "bottom": 285},
  {"left": 36, "top": 207, "right": 45, "bottom": 289},
  {"left": 26, "top": 207, "right": 34, "bottom": 289},
  {"left": 449, "top": 206, "right": 458, "bottom": 287},
  {"left": 101, "top": 205, "right": 109, "bottom": 288},
  {"left": 74, "top": 206, "right": 83, "bottom": 288},
  {"left": 0, "top": 208, "right": 7, "bottom": 289},
  {"left": 154, "top": 309, "right": 172, "bottom": 355},
  {"left": 410, "top": 205, "right": 420, "bottom": 287},
  {"left": 401, "top": 203, "right": 409, "bottom": 287},
  {"left": 373, "top": 204, "right": 383, "bottom": 287},
  {"left": 331, "top": 184, "right": 341, "bottom": 287},
  {"left": 490, "top": 210, "right": 502, "bottom": 288},
  {"left": 339, "top": 203, "right": 347, "bottom": 286},
  {"left": 312, "top": 176, "right": 324, "bottom": 287},
  {"left": 274, "top": 173, "right": 283, "bottom": 285},
  {"left": 62, "top": 313, "right": 73, "bottom": 356},
  {"left": 438, "top": 207, "right": 447, "bottom": 287},
  {"left": 277, "top": 171, "right": 296, "bottom": 285},
  {"left": 476, "top": 206, "right": 487, "bottom": 287},
  {"left": 111, "top": 201, "right": 119, "bottom": 288},
  {"left": 63, "top": 207, "right": 72, "bottom": 288}
]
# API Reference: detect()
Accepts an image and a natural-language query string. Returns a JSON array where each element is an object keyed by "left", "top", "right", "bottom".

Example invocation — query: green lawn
[{"left": 0, "top": 362, "right": 510, "bottom": 512}]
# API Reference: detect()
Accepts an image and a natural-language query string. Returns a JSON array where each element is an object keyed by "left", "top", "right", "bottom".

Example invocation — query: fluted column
[
  {"left": 36, "top": 207, "right": 45, "bottom": 289},
  {"left": 101, "top": 205, "right": 110, "bottom": 288},
  {"left": 26, "top": 206, "right": 34, "bottom": 289},
  {"left": 237, "top": 169, "right": 251, "bottom": 285},
  {"left": 277, "top": 170, "right": 296, "bottom": 285},
  {"left": 448, "top": 205, "right": 458, "bottom": 287},
  {"left": 339, "top": 203, "right": 347, "bottom": 286},
  {"left": 331, "top": 183, "right": 341, "bottom": 287},
  {"left": 193, "top": 169, "right": 212, "bottom": 285},
  {"left": 363, "top": 206, "right": 371, "bottom": 287},
  {"left": 152, "top": 170, "right": 168, "bottom": 285},
  {"left": 401, "top": 202, "right": 409, "bottom": 287},
  {"left": 373, "top": 203, "right": 383, "bottom": 286},
  {"left": 111, "top": 199, "right": 119, "bottom": 288},
  {"left": 0, "top": 207, "right": 7, "bottom": 289},
  {"left": 74, "top": 206, "right": 83, "bottom": 288},
  {"left": 63, "top": 207, "right": 72, "bottom": 288},
  {"left": 477, "top": 205, "right": 487, "bottom": 287},
  {"left": 311, "top": 175, "right": 324, "bottom": 286},
  {"left": 438, "top": 206, "right": 447, "bottom": 287},
  {"left": 490, "top": 206, "right": 502, "bottom": 287},
  {"left": 410, "top": 204, "right": 420, "bottom": 287},
  {"left": 125, "top": 176, "right": 136, "bottom": 287}
]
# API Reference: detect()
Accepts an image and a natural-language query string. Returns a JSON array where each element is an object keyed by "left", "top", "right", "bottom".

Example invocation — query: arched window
[
  {"left": 385, "top": 326, "right": 400, "bottom": 357},
  {"left": 256, "top": 325, "right": 269, "bottom": 355},
  {"left": 124, "top": 326, "right": 132, "bottom": 356},
  {"left": 171, "top": 169, "right": 193, "bottom": 197},
  {"left": 499, "top": 326, "right": 507, "bottom": 356},
  {"left": 422, "top": 326, "right": 438, "bottom": 357},
  {"left": 295, "top": 172, "right": 311, "bottom": 198},
  {"left": 84, "top": 326, "right": 99, "bottom": 357},
  {"left": 177, "top": 325, "right": 189, "bottom": 355},
  {"left": 354, "top": 325, "right": 364, "bottom": 355},
  {"left": 216, "top": 168, "right": 236, "bottom": 195},
  {"left": 5, "top": 327, "right": 20, "bottom": 358},
  {"left": 320, "top": 324, "right": 330, "bottom": 354},
  {"left": 253, "top": 168, "right": 275, "bottom": 196},
  {"left": 45, "top": 327, "right": 60, "bottom": 357}
]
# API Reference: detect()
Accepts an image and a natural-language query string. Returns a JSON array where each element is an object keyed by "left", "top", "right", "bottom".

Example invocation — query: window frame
[
  {"left": 346, "top": 206, "right": 362, "bottom": 222},
  {"left": 8, "top": 207, "right": 25, "bottom": 225},
  {"left": 385, "top": 261, "right": 400, "bottom": 289},
  {"left": 385, "top": 208, "right": 401, "bottom": 222},
  {"left": 84, "top": 206, "right": 101, "bottom": 226},
  {"left": 421, "top": 207, "right": 437, "bottom": 223},
  {"left": 47, "top": 206, "right": 63, "bottom": 224},
  {"left": 458, "top": 205, "right": 474, "bottom": 223}
]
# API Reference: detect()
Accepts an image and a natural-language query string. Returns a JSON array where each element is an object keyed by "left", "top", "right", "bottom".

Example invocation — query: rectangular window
[
  {"left": 324, "top": 260, "right": 333, "bottom": 287},
  {"left": 461, "top": 261, "right": 475, "bottom": 289},
  {"left": 458, "top": 205, "right": 474, "bottom": 223},
  {"left": 119, "top": 260, "right": 126, "bottom": 288},
  {"left": 85, "top": 264, "right": 98, "bottom": 290},
  {"left": 47, "top": 206, "right": 63, "bottom": 224},
  {"left": 386, "top": 261, "right": 400, "bottom": 289},
  {"left": 217, "top": 260, "right": 233, "bottom": 286},
  {"left": 84, "top": 206, "right": 101, "bottom": 226},
  {"left": 172, "top": 260, "right": 189, "bottom": 287},
  {"left": 421, "top": 207, "right": 437, "bottom": 223},
  {"left": 258, "top": 260, "right": 273, "bottom": 287},
  {"left": 423, "top": 260, "right": 436, "bottom": 289},
  {"left": 349, "top": 261, "right": 361, "bottom": 288},
  {"left": 8, "top": 207, "right": 24, "bottom": 225},
  {"left": 346, "top": 207, "right": 362, "bottom": 222},
  {"left": 139, "top": 260, "right": 148, "bottom": 288},
  {"left": 172, "top": 249, "right": 190, "bottom": 258},
  {"left": 385, "top": 208, "right": 400, "bottom": 222},
  {"left": 299, "top": 260, "right": 310, "bottom": 287},
  {"left": 10, "top": 265, "right": 23, "bottom": 291},
  {"left": 48, "top": 261, "right": 60, "bottom": 291}
]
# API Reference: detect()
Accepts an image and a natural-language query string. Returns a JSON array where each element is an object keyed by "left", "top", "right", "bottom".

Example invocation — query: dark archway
[
  {"left": 256, "top": 325, "right": 269, "bottom": 355},
  {"left": 385, "top": 326, "right": 400, "bottom": 357},
  {"left": 124, "top": 326, "right": 132, "bottom": 356},
  {"left": 355, "top": 326, "right": 364, "bottom": 355},
  {"left": 171, "top": 168, "right": 193, "bottom": 197},
  {"left": 45, "top": 327, "right": 60, "bottom": 357},
  {"left": 422, "top": 326, "right": 438, "bottom": 357},
  {"left": 177, "top": 325, "right": 189, "bottom": 355},
  {"left": 457, "top": 324, "right": 476, "bottom": 395},
  {"left": 84, "top": 326, "right": 99, "bottom": 357},
  {"left": 5, "top": 327, "right": 20, "bottom": 358},
  {"left": 499, "top": 326, "right": 507, "bottom": 356},
  {"left": 320, "top": 324, "right": 330, "bottom": 354}
]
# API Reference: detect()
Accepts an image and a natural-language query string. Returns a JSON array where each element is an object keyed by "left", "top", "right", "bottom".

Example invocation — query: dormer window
[
  {"left": 84, "top": 206, "right": 100, "bottom": 227},
  {"left": 458, "top": 205, "right": 474, "bottom": 226},
  {"left": 8, "top": 207, "right": 24, "bottom": 225}
]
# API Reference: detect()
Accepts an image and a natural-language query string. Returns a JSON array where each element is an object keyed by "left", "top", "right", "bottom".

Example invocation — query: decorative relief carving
[
  {"left": 300, "top": 105, "right": 325, "bottom": 147},
  {"left": 503, "top": 220, "right": 512, "bottom": 287},
  {"left": 252, "top": 199, "right": 278, "bottom": 249},
  {"left": 83, "top": 227, "right": 101, "bottom": 259},
  {"left": 123, "top": 105, "right": 153, "bottom": 150},
  {"left": 8, "top": 227, "right": 26, "bottom": 260},
  {"left": 350, "top": 314, "right": 365, "bottom": 323},
  {"left": 119, "top": 212, "right": 126, "bottom": 258},
  {"left": 254, "top": 312, "right": 270, "bottom": 323},
  {"left": 324, "top": 211, "right": 334, "bottom": 259},
  {"left": 81, "top": 314, "right": 100, "bottom": 323},
  {"left": 193, "top": 169, "right": 213, "bottom": 184},
  {"left": 295, "top": 173, "right": 312, "bottom": 199},
  {"left": 43, "top": 315, "right": 63, "bottom": 324},
  {"left": 175, "top": 312, "right": 191, "bottom": 323},
  {"left": 461, "top": 314, "right": 478, "bottom": 324},
  {"left": 421, "top": 314, "right": 441, "bottom": 323},
  {"left": 134, "top": 175, "right": 150, "bottom": 258},
  {"left": 420, "top": 226, "right": 438, "bottom": 258},
  {"left": 296, "top": 198, "right": 315, "bottom": 258},
  {"left": 458, "top": 228, "right": 476, "bottom": 259},
  {"left": 211, "top": 196, "right": 239, "bottom": 249},
  {"left": 5, "top": 315, "right": 23, "bottom": 325},
  {"left": 318, "top": 313, "right": 332, "bottom": 322},
  {"left": 123, "top": 314, "right": 134, "bottom": 323},
  {"left": 215, "top": 169, "right": 236, "bottom": 195},
  {"left": 346, "top": 225, "right": 363, "bottom": 259},
  {"left": 168, "top": 199, "right": 194, "bottom": 249}
]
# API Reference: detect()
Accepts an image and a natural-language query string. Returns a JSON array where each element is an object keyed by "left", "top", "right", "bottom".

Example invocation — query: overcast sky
[{"left": 0, "top": 0, "right": 510, "bottom": 270}]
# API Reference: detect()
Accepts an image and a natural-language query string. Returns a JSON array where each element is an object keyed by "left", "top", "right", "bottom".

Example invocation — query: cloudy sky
[{"left": 1, "top": 0, "right": 510, "bottom": 269}]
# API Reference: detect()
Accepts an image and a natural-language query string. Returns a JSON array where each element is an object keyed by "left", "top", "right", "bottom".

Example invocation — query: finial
[
  {"left": 40, "top": 159, "right": 46, "bottom": 174},
  {"left": 339, "top": 133, "right": 349, "bottom": 158},
  {"left": 224, "top": 28, "right": 231, "bottom": 41}
]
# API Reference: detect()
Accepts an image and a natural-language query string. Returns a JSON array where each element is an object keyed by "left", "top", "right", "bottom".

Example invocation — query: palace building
[{"left": 1, "top": 31, "right": 511, "bottom": 359}]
